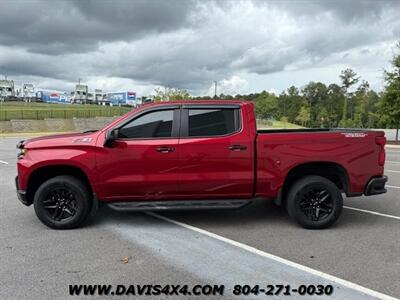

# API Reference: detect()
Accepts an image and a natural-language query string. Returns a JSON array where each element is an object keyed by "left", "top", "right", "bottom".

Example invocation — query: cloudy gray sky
[{"left": 0, "top": 0, "right": 399, "bottom": 96}]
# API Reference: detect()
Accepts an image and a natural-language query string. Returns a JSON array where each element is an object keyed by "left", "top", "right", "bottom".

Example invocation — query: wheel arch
[
  {"left": 25, "top": 164, "right": 93, "bottom": 205},
  {"left": 280, "top": 161, "right": 350, "bottom": 206}
]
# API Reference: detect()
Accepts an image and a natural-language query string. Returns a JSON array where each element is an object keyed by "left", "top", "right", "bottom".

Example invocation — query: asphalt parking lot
[{"left": 0, "top": 136, "right": 399, "bottom": 299}]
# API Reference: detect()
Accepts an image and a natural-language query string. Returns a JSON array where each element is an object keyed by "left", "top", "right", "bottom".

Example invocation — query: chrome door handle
[
  {"left": 156, "top": 146, "right": 175, "bottom": 153},
  {"left": 229, "top": 144, "right": 247, "bottom": 151}
]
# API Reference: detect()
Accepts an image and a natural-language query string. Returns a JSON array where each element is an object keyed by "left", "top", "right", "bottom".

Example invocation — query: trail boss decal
[{"left": 341, "top": 132, "right": 367, "bottom": 138}]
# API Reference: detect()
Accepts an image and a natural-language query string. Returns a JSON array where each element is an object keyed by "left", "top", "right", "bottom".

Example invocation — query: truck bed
[{"left": 255, "top": 128, "right": 385, "bottom": 198}]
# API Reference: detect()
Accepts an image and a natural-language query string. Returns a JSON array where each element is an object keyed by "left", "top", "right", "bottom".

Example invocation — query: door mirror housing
[{"left": 104, "top": 128, "right": 119, "bottom": 148}]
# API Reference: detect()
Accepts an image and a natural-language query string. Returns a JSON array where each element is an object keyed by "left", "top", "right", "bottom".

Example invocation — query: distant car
[
  {"left": 142, "top": 98, "right": 153, "bottom": 104},
  {"left": 16, "top": 101, "right": 387, "bottom": 229}
]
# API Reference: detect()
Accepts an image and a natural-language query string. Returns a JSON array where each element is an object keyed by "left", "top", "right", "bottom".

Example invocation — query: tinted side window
[
  {"left": 188, "top": 109, "right": 239, "bottom": 137},
  {"left": 119, "top": 110, "right": 174, "bottom": 138}
]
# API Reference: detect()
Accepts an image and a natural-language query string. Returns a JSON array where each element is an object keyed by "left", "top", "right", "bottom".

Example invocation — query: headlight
[
  {"left": 17, "top": 140, "right": 26, "bottom": 159},
  {"left": 16, "top": 140, "right": 25, "bottom": 149},
  {"left": 17, "top": 148, "right": 27, "bottom": 159}
]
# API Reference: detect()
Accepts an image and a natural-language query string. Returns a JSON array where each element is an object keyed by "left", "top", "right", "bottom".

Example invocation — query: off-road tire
[
  {"left": 286, "top": 175, "right": 343, "bottom": 229},
  {"left": 33, "top": 175, "right": 91, "bottom": 229}
]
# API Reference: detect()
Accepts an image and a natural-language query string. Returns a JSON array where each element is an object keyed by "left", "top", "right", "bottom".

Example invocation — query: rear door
[{"left": 178, "top": 104, "right": 254, "bottom": 199}]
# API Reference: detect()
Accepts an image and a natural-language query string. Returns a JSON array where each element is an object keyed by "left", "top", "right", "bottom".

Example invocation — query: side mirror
[{"left": 104, "top": 128, "right": 119, "bottom": 148}]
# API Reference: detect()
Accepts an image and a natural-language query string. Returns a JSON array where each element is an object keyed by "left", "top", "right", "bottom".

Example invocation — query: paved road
[{"left": 0, "top": 136, "right": 399, "bottom": 299}]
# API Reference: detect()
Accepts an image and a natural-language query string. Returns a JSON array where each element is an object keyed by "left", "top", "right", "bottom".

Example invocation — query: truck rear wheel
[
  {"left": 286, "top": 175, "right": 343, "bottom": 229},
  {"left": 33, "top": 176, "right": 91, "bottom": 229}
]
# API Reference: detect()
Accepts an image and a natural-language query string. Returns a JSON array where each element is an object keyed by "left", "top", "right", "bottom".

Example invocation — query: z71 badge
[{"left": 72, "top": 137, "right": 93, "bottom": 143}]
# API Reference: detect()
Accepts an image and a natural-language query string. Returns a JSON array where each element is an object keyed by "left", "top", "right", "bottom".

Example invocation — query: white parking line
[
  {"left": 386, "top": 170, "right": 400, "bottom": 173},
  {"left": 386, "top": 161, "right": 400, "bottom": 163},
  {"left": 147, "top": 212, "right": 398, "bottom": 300},
  {"left": 344, "top": 206, "right": 400, "bottom": 220},
  {"left": 0, "top": 160, "right": 9, "bottom": 165},
  {"left": 387, "top": 185, "right": 400, "bottom": 189},
  {"left": 344, "top": 184, "right": 400, "bottom": 219}
]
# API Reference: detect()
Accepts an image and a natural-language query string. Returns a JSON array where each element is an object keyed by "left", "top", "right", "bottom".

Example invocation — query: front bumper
[
  {"left": 15, "top": 176, "right": 29, "bottom": 206},
  {"left": 364, "top": 175, "right": 388, "bottom": 196}
]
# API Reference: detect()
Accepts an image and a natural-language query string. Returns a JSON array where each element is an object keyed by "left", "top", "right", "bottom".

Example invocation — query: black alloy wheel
[
  {"left": 34, "top": 176, "right": 91, "bottom": 229},
  {"left": 298, "top": 188, "right": 333, "bottom": 222},
  {"left": 42, "top": 188, "right": 78, "bottom": 222},
  {"left": 286, "top": 175, "right": 343, "bottom": 229}
]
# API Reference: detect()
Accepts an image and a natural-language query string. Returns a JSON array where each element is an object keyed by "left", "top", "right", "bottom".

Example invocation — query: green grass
[
  {"left": 257, "top": 119, "right": 304, "bottom": 129},
  {"left": 0, "top": 102, "right": 132, "bottom": 121},
  {"left": 270, "top": 120, "right": 304, "bottom": 129}
]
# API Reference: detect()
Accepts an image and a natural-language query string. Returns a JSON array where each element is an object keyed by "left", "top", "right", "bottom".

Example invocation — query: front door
[{"left": 97, "top": 107, "right": 181, "bottom": 200}]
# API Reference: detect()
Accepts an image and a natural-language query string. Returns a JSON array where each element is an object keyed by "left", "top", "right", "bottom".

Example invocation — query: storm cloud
[{"left": 0, "top": 0, "right": 399, "bottom": 95}]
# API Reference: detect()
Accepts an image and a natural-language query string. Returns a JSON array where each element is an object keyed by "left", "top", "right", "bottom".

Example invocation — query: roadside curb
[{"left": 386, "top": 145, "right": 400, "bottom": 149}]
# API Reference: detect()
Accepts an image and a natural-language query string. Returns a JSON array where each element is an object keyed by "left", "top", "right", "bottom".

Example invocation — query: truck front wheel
[
  {"left": 33, "top": 176, "right": 91, "bottom": 229},
  {"left": 286, "top": 175, "right": 343, "bottom": 229}
]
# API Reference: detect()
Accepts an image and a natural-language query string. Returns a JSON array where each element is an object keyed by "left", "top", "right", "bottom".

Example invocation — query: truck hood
[{"left": 21, "top": 132, "right": 98, "bottom": 149}]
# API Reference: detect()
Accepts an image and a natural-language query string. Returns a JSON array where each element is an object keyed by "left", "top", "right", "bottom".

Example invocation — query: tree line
[
  {"left": 155, "top": 42, "right": 400, "bottom": 135},
  {"left": 224, "top": 70, "right": 381, "bottom": 129}
]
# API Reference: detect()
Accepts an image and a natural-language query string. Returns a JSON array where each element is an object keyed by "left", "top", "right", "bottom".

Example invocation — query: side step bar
[{"left": 107, "top": 199, "right": 251, "bottom": 211}]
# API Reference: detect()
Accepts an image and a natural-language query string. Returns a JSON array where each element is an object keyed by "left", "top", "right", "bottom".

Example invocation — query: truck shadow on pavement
[
  {"left": 87, "top": 199, "right": 377, "bottom": 230},
  {"left": 88, "top": 199, "right": 285, "bottom": 226}
]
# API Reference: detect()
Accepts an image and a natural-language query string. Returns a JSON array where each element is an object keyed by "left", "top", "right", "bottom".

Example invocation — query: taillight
[{"left": 375, "top": 136, "right": 386, "bottom": 166}]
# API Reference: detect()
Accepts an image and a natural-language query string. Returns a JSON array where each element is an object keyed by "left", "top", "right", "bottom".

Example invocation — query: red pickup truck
[{"left": 16, "top": 100, "right": 387, "bottom": 229}]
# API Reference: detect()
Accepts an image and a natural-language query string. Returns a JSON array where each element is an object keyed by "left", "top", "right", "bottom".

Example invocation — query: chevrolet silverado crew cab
[{"left": 15, "top": 101, "right": 388, "bottom": 229}]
